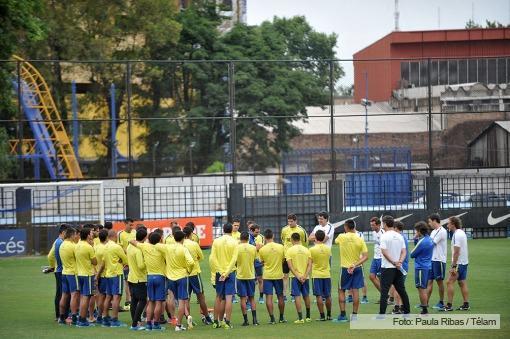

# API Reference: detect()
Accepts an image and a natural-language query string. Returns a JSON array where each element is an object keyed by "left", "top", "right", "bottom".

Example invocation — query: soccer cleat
[
  {"left": 268, "top": 320, "right": 276, "bottom": 325},
  {"left": 294, "top": 319, "right": 305, "bottom": 324},
  {"left": 152, "top": 324, "right": 165, "bottom": 331},
  {"left": 391, "top": 307, "right": 401, "bottom": 315},
  {"left": 101, "top": 320, "right": 111, "bottom": 327},
  {"left": 130, "top": 325, "right": 146, "bottom": 331},
  {"left": 291, "top": 296, "right": 295, "bottom": 303},
  {"left": 187, "top": 315, "right": 194, "bottom": 329},
  {"left": 361, "top": 296, "right": 369, "bottom": 304},
  {"left": 212, "top": 321, "right": 220, "bottom": 329},
  {"left": 258, "top": 297, "right": 264, "bottom": 304},
  {"left": 279, "top": 319, "right": 287, "bottom": 323},
  {"left": 439, "top": 305, "right": 454, "bottom": 312},
  {"left": 414, "top": 304, "right": 423, "bottom": 309},
  {"left": 223, "top": 322, "right": 233, "bottom": 329},
  {"left": 232, "top": 297, "right": 239, "bottom": 304},
  {"left": 432, "top": 302, "right": 444, "bottom": 309},
  {"left": 317, "top": 317, "right": 326, "bottom": 322},
  {"left": 175, "top": 325, "right": 187, "bottom": 332},
  {"left": 346, "top": 295, "right": 353, "bottom": 303},
  {"left": 350, "top": 314, "right": 358, "bottom": 321},
  {"left": 110, "top": 320, "right": 127, "bottom": 327},
  {"left": 305, "top": 317, "right": 312, "bottom": 323},
  {"left": 76, "top": 321, "right": 95, "bottom": 327},
  {"left": 283, "top": 296, "right": 288, "bottom": 303},
  {"left": 242, "top": 321, "right": 250, "bottom": 326},
  {"left": 253, "top": 320, "right": 260, "bottom": 326},
  {"left": 246, "top": 301, "right": 252, "bottom": 311},
  {"left": 326, "top": 316, "right": 333, "bottom": 321},
  {"left": 456, "top": 304, "right": 470, "bottom": 311},
  {"left": 333, "top": 315, "right": 349, "bottom": 323},
  {"left": 145, "top": 323, "right": 153, "bottom": 331}
]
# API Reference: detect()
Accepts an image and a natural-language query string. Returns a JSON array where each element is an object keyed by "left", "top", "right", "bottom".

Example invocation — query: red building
[{"left": 353, "top": 28, "right": 510, "bottom": 103}]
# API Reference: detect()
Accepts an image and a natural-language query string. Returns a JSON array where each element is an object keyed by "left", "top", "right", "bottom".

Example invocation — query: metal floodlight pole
[
  {"left": 189, "top": 141, "right": 196, "bottom": 212},
  {"left": 110, "top": 83, "right": 117, "bottom": 178},
  {"left": 152, "top": 141, "right": 159, "bottom": 217},
  {"left": 16, "top": 61, "right": 24, "bottom": 180},
  {"left": 364, "top": 71, "right": 369, "bottom": 169},
  {"left": 329, "top": 61, "right": 336, "bottom": 181},
  {"left": 228, "top": 61, "right": 237, "bottom": 184},
  {"left": 126, "top": 62, "right": 133, "bottom": 186},
  {"left": 427, "top": 58, "right": 433, "bottom": 177}
]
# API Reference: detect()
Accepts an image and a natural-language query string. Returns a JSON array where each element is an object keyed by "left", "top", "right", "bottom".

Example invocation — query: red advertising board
[{"left": 113, "top": 217, "right": 214, "bottom": 248}]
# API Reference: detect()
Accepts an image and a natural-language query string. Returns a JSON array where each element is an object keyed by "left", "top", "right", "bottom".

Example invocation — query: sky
[{"left": 247, "top": 0, "right": 509, "bottom": 84}]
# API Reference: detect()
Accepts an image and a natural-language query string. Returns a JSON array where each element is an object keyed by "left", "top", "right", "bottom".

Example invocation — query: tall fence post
[
  {"left": 126, "top": 61, "right": 133, "bottom": 186},
  {"left": 228, "top": 61, "right": 237, "bottom": 184},
  {"left": 426, "top": 176, "right": 441, "bottom": 213},
  {"left": 16, "top": 188, "right": 32, "bottom": 253},
  {"left": 427, "top": 58, "right": 434, "bottom": 177},
  {"left": 329, "top": 179, "right": 344, "bottom": 216},
  {"left": 329, "top": 60, "right": 336, "bottom": 181},
  {"left": 125, "top": 185, "right": 141, "bottom": 220},
  {"left": 16, "top": 61, "right": 24, "bottom": 180},
  {"left": 228, "top": 183, "right": 244, "bottom": 223}
]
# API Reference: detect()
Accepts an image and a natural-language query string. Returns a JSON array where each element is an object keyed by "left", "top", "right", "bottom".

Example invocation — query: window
[
  {"left": 410, "top": 62, "right": 419, "bottom": 87},
  {"left": 497, "top": 58, "right": 506, "bottom": 84},
  {"left": 459, "top": 60, "right": 468, "bottom": 83},
  {"left": 439, "top": 60, "right": 448, "bottom": 85},
  {"left": 478, "top": 59, "right": 487, "bottom": 83},
  {"left": 487, "top": 59, "right": 497, "bottom": 84},
  {"left": 419, "top": 61, "right": 428, "bottom": 86},
  {"left": 448, "top": 60, "right": 458, "bottom": 85},
  {"left": 468, "top": 59, "right": 477, "bottom": 83},
  {"left": 430, "top": 60, "right": 439, "bottom": 85},
  {"left": 400, "top": 62, "right": 410, "bottom": 83}
]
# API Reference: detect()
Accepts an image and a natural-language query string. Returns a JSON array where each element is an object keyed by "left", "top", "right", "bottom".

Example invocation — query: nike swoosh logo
[
  {"left": 440, "top": 212, "right": 468, "bottom": 226},
  {"left": 332, "top": 216, "right": 359, "bottom": 229},
  {"left": 487, "top": 211, "right": 510, "bottom": 226},
  {"left": 395, "top": 214, "right": 413, "bottom": 222}
]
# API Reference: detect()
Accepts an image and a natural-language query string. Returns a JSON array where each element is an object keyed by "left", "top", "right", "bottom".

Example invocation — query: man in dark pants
[
  {"left": 379, "top": 216, "right": 410, "bottom": 315},
  {"left": 127, "top": 227, "right": 149, "bottom": 330},
  {"left": 47, "top": 224, "right": 69, "bottom": 320}
]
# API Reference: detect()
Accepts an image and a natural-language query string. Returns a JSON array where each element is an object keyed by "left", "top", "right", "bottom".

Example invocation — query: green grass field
[{"left": 0, "top": 239, "right": 509, "bottom": 338}]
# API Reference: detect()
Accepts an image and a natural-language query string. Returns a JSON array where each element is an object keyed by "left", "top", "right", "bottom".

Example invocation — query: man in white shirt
[
  {"left": 427, "top": 213, "right": 448, "bottom": 309},
  {"left": 309, "top": 211, "right": 335, "bottom": 248},
  {"left": 368, "top": 217, "right": 384, "bottom": 293},
  {"left": 441, "top": 216, "right": 470, "bottom": 312},
  {"left": 378, "top": 215, "right": 410, "bottom": 315}
]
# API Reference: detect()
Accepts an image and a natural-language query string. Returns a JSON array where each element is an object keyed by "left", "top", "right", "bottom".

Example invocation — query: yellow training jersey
[
  {"left": 335, "top": 232, "right": 368, "bottom": 268},
  {"left": 94, "top": 241, "right": 107, "bottom": 277},
  {"left": 127, "top": 244, "right": 147, "bottom": 283},
  {"left": 60, "top": 240, "right": 77, "bottom": 275},
  {"left": 191, "top": 233, "right": 200, "bottom": 244},
  {"left": 137, "top": 242, "right": 166, "bottom": 276},
  {"left": 259, "top": 242, "right": 285, "bottom": 280},
  {"left": 156, "top": 243, "right": 194, "bottom": 280},
  {"left": 118, "top": 230, "right": 136, "bottom": 252},
  {"left": 309, "top": 243, "right": 331, "bottom": 278},
  {"left": 281, "top": 225, "right": 308, "bottom": 254},
  {"left": 75, "top": 240, "right": 96, "bottom": 276},
  {"left": 237, "top": 243, "right": 257, "bottom": 279},
  {"left": 231, "top": 231, "right": 241, "bottom": 243},
  {"left": 285, "top": 244, "right": 311, "bottom": 278},
  {"left": 184, "top": 239, "right": 203, "bottom": 276},
  {"left": 165, "top": 234, "right": 175, "bottom": 245},
  {"left": 93, "top": 237, "right": 100, "bottom": 246},
  {"left": 210, "top": 234, "right": 239, "bottom": 275},
  {"left": 104, "top": 241, "right": 127, "bottom": 277}
]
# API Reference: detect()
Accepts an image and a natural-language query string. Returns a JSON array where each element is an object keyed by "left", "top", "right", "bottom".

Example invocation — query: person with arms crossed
[
  {"left": 47, "top": 224, "right": 68, "bottom": 321},
  {"left": 281, "top": 213, "right": 308, "bottom": 303},
  {"left": 427, "top": 213, "right": 448, "bottom": 309},
  {"left": 58, "top": 227, "right": 80, "bottom": 326},
  {"left": 410, "top": 221, "right": 434, "bottom": 315},
  {"left": 309, "top": 230, "right": 333, "bottom": 321},
  {"left": 441, "top": 216, "right": 470, "bottom": 312},
  {"left": 126, "top": 227, "right": 148, "bottom": 331},
  {"left": 286, "top": 233, "right": 312, "bottom": 324},
  {"left": 237, "top": 231, "right": 260, "bottom": 326},
  {"left": 334, "top": 219, "right": 368, "bottom": 322},
  {"left": 259, "top": 229, "right": 287, "bottom": 324},
  {"left": 378, "top": 215, "right": 410, "bottom": 316},
  {"left": 75, "top": 227, "right": 97, "bottom": 327},
  {"left": 209, "top": 223, "right": 239, "bottom": 329}
]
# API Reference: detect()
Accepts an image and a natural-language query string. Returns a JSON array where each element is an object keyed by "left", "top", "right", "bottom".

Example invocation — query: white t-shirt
[
  {"left": 312, "top": 223, "right": 335, "bottom": 247},
  {"left": 451, "top": 229, "right": 469, "bottom": 265},
  {"left": 430, "top": 226, "right": 447, "bottom": 263},
  {"left": 356, "top": 231, "right": 364, "bottom": 240},
  {"left": 380, "top": 230, "right": 405, "bottom": 268},
  {"left": 372, "top": 228, "right": 385, "bottom": 259}
]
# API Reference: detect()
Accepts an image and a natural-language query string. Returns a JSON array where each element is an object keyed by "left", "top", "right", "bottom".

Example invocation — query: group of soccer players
[{"left": 47, "top": 210, "right": 470, "bottom": 331}]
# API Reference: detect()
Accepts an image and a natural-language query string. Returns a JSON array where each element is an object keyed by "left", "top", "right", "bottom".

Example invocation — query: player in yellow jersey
[
  {"left": 183, "top": 226, "right": 213, "bottom": 325},
  {"left": 47, "top": 224, "right": 68, "bottom": 321},
  {"left": 94, "top": 229, "right": 109, "bottom": 325},
  {"left": 237, "top": 231, "right": 260, "bottom": 326},
  {"left": 165, "top": 225, "right": 181, "bottom": 244},
  {"left": 309, "top": 230, "right": 333, "bottom": 321},
  {"left": 127, "top": 227, "right": 148, "bottom": 330},
  {"left": 259, "top": 229, "right": 286, "bottom": 324},
  {"left": 118, "top": 218, "right": 136, "bottom": 311},
  {"left": 98, "top": 230, "right": 128, "bottom": 327},
  {"left": 75, "top": 228, "right": 97, "bottom": 327},
  {"left": 185, "top": 222, "right": 201, "bottom": 244},
  {"left": 209, "top": 223, "right": 239, "bottom": 329},
  {"left": 231, "top": 218, "right": 241, "bottom": 243},
  {"left": 58, "top": 227, "right": 80, "bottom": 325},
  {"left": 334, "top": 219, "right": 368, "bottom": 322},
  {"left": 280, "top": 213, "right": 308, "bottom": 302},
  {"left": 248, "top": 223, "right": 265, "bottom": 304},
  {"left": 286, "top": 233, "right": 312, "bottom": 323}
]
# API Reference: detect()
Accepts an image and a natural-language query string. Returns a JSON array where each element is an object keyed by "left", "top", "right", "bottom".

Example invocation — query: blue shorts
[
  {"left": 263, "top": 279, "right": 284, "bottom": 296},
  {"left": 61, "top": 274, "right": 79, "bottom": 293},
  {"left": 370, "top": 258, "right": 382, "bottom": 275},
  {"left": 106, "top": 275, "right": 124, "bottom": 296},
  {"left": 168, "top": 277, "right": 189, "bottom": 301},
  {"left": 415, "top": 268, "right": 429, "bottom": 289},
  {"left": 78, "top": 275, "right": 95, "bottom": 296},
  {"left": 312, "top": 278, "right": 331, "bottom": 298},
  {"left": 188, "top": 275, "right": 204, "bottom": 295},
  {"left": 291, "top": 277, "right": 309, "bottom": 297},
  {"left": 255, "top": 264, "right": 263, "bottom": 277},
  {"left": 340, "top": 267, "right": 364, "bottom": 290},
  {"left": 98, "top": 277, "right": 108, "bottom": 294},
  {"left": 429, "top": 261, "right": 446, "bottom": 281},
  {"left": 215, "top": 272, "right": 236, "bottom": 297},
  {"left": 237, "top": 279, "right": 256, "bottom": 297},
  {"left": 147, "top": 274, "right": 166, "bottom": 301},
  {"left": 457, "top": 264, "right": 468, "bottom": 281}
]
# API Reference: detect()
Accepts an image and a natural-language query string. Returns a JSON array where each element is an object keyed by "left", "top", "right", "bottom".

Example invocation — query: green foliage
[
  {"left": 205, "top": 160, "right": 225, "bottom": 173},
  {"left": 0, "top": 127, "right": 16, "bottom": 179},
  {"left": 466, "top": 19, "right": 509, "bottom": 29}
]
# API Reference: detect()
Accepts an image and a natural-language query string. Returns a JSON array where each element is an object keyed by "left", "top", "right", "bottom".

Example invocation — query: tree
[{"left": 466, "top": 19, "right": 508, "bottom": 29}]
